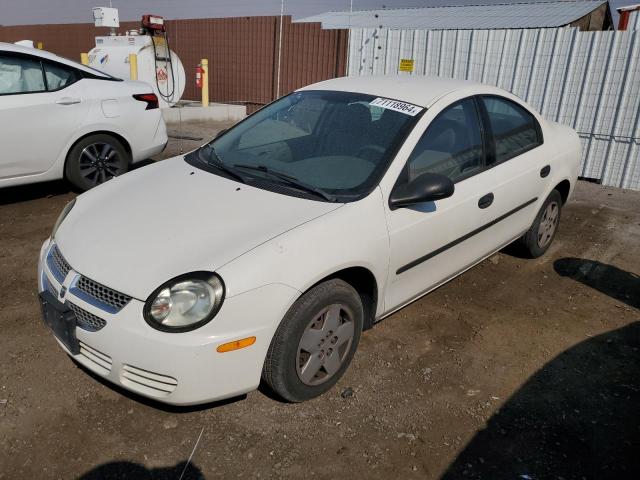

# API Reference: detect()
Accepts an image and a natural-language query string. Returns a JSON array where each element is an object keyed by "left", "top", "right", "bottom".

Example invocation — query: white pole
[
  {"left": 346, "top": 0, "right": 353, "bottom": 76},
  {"left": 276, "top": 0, "right": 284, "bottom": 98}
]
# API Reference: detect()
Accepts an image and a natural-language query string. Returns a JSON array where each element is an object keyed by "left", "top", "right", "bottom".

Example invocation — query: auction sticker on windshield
[{"left": 369, "top": 97, "right": 423, "bottom": 116}]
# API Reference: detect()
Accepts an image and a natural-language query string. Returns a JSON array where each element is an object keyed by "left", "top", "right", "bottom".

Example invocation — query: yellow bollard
[
  {"left": 80, "top": 53, "right": 89, "bottom": 65},
  {"left": 37, "top": 41, "right": 43, "bottom": 49},
  {"left": 129, "top": 53, "right": 138, "bottom": 80},
  {"left": 201, "top": 58, "right": 209, "bottom": 107}
]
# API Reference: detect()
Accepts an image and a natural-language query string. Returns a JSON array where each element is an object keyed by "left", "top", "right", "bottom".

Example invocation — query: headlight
[
  {"left": 143, "top": 272, "right": 225, "bottom": 332},
  {"left": 51, "top": 198, "right": 76, "bottom": 239}
]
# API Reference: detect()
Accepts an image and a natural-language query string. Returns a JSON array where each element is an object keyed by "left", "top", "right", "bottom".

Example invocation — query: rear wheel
[
  {"left": 521, "top": 189, "right": 562, "bottom": 258},
  {"left": 262, "top": 279, "right": 363, "bottom": 402},
  {"left": 65, "top": 134, "right": 130, "bottom": 191}
]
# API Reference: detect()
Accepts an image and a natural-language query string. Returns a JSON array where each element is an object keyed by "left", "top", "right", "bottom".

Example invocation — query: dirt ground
[{"left": 0, "top": 121, "right": 638, "bottom": 480}]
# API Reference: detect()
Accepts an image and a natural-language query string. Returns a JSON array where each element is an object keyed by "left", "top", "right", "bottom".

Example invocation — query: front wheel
[
  {"left": 262, "top": 279, "right": 363, "bottom": 402},
  {"left": 65, "top": 134, "right": 130, "bottom": 191},
  {"left": 521, "top": 189, "right": 563, "bottom": 258}
]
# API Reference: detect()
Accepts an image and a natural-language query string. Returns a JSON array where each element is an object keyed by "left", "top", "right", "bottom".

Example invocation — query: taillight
[{"left": 133, "top": 93, "right": 159, "bottom": 110}]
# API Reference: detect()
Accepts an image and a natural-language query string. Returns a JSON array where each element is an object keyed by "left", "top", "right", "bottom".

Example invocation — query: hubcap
[
  {"left": 296, "top": 304, "right": 355, "bottom": 386},
  {"left": 537, "top": 201, "right": 559, "bottom": 248},
  {"left": 78, "top": 142, "right": 123, "bottom": 186}
]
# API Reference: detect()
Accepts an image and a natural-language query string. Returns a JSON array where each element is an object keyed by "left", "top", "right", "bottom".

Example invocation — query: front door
[{"left": 383, "top": 97, "right": 496, "bottom": 311}]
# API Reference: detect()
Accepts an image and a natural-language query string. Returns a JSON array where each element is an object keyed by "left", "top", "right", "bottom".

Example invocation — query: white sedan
[
  {"left": 37, "top": 76, "right": 580, "bottom": 405},
  {"left": 0, "top": 42, "right": 167, "bottom": 190}
]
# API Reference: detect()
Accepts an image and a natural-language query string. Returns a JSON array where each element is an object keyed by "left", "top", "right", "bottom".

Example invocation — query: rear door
[
  {"left": 476, "top": 95, "right": 546, "bottom": 241},
  {"left": 0, "top": 52, "right": 90, "bottom": 179}
]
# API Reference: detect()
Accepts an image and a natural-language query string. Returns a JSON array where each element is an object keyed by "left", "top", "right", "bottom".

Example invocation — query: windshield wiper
[
  {"left": 234, "top": 164, "right": 335, "bottom": 202},
  {"left": 202, "top": 145, "right": 246, "bottom": 183}
]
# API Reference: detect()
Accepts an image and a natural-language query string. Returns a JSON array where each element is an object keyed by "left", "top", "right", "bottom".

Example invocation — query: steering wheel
[{"left": 355, "top": 144, "right": 385, "bottom": 162}]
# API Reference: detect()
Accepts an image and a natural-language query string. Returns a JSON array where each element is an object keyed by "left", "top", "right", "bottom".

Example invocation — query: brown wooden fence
[{"left": 0, "top": 16, "right": 348, "bottom": 112}]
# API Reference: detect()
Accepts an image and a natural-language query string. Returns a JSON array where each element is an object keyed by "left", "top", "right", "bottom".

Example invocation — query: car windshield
[{"left": 189, "top": 90, "right": 423, "bottom": 202}]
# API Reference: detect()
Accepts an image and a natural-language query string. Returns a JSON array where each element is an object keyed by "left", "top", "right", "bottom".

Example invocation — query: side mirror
[{"left": 389, "top": 172, "right": 454, "bottom": 210}]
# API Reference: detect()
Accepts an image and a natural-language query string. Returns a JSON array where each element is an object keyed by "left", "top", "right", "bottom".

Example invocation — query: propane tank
[{"left": 87, "top": 11, "right": 185, "bottom": 108}]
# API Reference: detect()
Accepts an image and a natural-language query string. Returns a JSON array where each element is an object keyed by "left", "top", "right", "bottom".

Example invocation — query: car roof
[
  {"left": 299, "top": 75, "right": 492, "bottom": 108},
  {"left": 0, "top": 41, "right": 111, "bottom": 78}
]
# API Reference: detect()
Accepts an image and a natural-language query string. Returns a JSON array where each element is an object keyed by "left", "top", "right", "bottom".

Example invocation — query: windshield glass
[{"left": 191, "top": 90, "right": 422, "bottom": 201}]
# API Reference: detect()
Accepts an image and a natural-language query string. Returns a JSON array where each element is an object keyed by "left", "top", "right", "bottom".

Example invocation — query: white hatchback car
[
  {"left": 0, "top": 42, "right": 167, "bottom": 190},
  {"left": 38, "top": 76, "right": 580, "bottom": 405}
]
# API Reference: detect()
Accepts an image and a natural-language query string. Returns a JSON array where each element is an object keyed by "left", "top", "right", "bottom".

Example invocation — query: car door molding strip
[{"left": 396, "top": 197, "right": 538, "bottom": 275}]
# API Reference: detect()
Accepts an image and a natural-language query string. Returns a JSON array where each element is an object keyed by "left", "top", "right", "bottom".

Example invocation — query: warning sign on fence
[{"left": 399, "top": 59, "right": 415, "bottom": 72}]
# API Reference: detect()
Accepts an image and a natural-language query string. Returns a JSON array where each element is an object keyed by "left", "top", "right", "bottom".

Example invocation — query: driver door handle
[
  {"left": 56, "top": 97, "right": 81, "bottom": 105},
  {"left": 478, "top": 192, "right": 494, "bottom": 209}
]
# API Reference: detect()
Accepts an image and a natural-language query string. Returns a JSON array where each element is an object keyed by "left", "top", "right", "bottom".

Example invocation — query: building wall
[
  {"left": 349, "top": 27, "right": 640, "bottom": 190},
  {"left": 569, "top": 2, "right": 613, "bottom": 31},
  {"left": 0, "top": 17, "right": 347, "bottom": 113},
  {"left": 618, "top": 8, "right": 640, "bottom": 31}
]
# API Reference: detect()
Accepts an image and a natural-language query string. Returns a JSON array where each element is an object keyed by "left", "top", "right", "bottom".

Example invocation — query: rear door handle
[
  {"left": 478, "top": 192, "right": 494, "bottom": 209},
  {"left": 56, "top": 97, "right": 81, "bottom": 105},
  {"left": 540, "top": 165, "right": 551, "bottom": 178}
]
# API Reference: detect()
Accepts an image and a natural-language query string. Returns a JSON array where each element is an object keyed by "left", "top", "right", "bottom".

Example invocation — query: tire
[
  {"left": 521, "top": 189, "right": 563, "bottom": 258},
  {"left": 262, "top": 279, "right": 363, "bottom": 402},
  {"left": 65, "top": 134, "right": 130, "bottom": 191}
]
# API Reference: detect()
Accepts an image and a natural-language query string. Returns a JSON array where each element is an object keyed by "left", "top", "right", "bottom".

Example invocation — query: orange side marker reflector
[{"left": 217, "top": 336, "right": 256, "bottom": 353}]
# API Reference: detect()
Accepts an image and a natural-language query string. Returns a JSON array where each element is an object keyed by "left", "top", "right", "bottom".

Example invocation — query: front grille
[
  {"left": 78, "top": 341, "right": 112, "bottom": 375},
  {"left": 75, "top": 276, "right": 131, "bottom": 312},
  {"left": 42, "top": 272, "right": 58, "bottom": 298},
  {"left": 47, "top": 245, "right": 71, "bottom": 283},
  {"left": 68, "top": 302, "right": 107, "bottom": 332},
  {"left": 121, "top": 364, "right": 178, "bottom": 397}
]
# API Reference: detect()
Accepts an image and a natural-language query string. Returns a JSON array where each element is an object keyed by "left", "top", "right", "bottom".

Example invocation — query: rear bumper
[
  {"left": 37, "top": 239, "right": 299, "bottom": 405},
  {"left": 131, "top": 116, "right": 168, "bottom": 163}
]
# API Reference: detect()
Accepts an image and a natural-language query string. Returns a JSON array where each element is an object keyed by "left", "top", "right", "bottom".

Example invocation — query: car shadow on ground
[
  {"left": 442, "top": 323, "right": 640, "bottom": 478},
  {"left": 72, "top": 360, "right": 247, "bottom": 413},
  {"left": 78, "top": 460, "right": 204, "bottom": 479},
  {"left": 554, "top": 257, "right": 640, "bottom": 309},
  {"left": 0, "top": 180, "right": 72, "bottom": 206}
]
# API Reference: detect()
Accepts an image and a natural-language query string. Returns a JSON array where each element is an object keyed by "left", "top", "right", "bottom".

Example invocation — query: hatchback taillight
[{"left": 133, "top": 93, "right": 159, "bottom": 110}]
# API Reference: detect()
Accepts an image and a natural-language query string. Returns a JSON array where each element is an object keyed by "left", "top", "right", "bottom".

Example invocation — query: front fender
[{"left": 217, "top": 188, "right": 390, "bottom": 317}]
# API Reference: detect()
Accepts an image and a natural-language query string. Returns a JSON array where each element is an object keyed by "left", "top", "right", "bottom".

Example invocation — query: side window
[
  {"left": 43, "top": 61, "right": 79, "bottom": 91},
  {"left": 481, "top": 96, "right": 542, "bottom": 163},
  {"left": 405, "top": 98, "right": 484, "bottom": 183},
  {"left": 0, "top": 54, "right": 45, "bottom": 94}
]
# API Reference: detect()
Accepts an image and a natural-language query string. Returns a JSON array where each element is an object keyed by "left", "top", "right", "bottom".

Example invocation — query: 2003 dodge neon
[{"left": 37, "top": 76, "right": 580, "bottom": 405}]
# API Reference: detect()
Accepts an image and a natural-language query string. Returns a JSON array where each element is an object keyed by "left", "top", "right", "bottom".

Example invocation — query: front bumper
[{"left": 37, "top": 239, "right": 299, "bottom": 405}]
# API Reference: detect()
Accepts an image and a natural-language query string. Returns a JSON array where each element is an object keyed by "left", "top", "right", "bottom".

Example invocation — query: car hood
[{"left": 55, "top": 156, "right": 341, "bottom": 300}]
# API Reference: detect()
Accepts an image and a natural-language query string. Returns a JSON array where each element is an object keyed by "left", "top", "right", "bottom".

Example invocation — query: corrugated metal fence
[
  {"left": 0, "top": 17, "right": 347, "bottom": 113},
  {"left": 348, "top": 27, "right": 640, "bottom": 190}
]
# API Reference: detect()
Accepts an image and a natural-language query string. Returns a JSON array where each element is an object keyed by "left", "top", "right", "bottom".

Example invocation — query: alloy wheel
[{"left": 78, "top": 142, "right": 124, "bottom": 186}]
